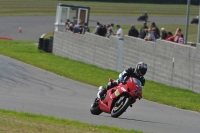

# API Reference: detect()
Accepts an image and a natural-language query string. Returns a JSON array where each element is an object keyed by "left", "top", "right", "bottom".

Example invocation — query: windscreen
[{"left": 133, "top": 78, "right": 142, "bottom": 88}]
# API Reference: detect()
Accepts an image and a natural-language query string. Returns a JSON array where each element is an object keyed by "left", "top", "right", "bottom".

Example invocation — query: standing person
[
  {"left": 150, "top": 22, "right": 160, "bottom": 39},
  {"left": 98, "top": 24, "right": 106, "bottom": 37},
  {"left": 106, "top": 24, "right": 114, "bottom": 38},
  {"left": 160, "top": 28, "right": 167, "bottom": 40},
  {"left": 139, "top": 21, "right": 148, "bottom": 39},
  {"left": 128, "top": 25, "right": 139, "bottom": 37},
  {"left": 94, "top": 21, "right": 100, "bottom": 35},
  {"left": 110, "top": 23, "right": 114, "bottom": 35},
  {"left": 114, "top": 25, "right": 123, "bottom": 39},
  {"left": 97, "top": 62, "right": 147, "bottom": 100}
]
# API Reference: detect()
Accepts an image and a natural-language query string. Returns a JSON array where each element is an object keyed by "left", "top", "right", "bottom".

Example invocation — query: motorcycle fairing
[{"left": 98, "top": 85, "right": 127, "bottom": 113}]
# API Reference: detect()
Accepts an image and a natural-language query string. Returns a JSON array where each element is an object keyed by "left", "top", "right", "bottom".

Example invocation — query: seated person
[
  {"left": 166, "top": 32, "right": 174, "bottom": 42},
  {"left": 178, "top": 34, "right": 184, "bottom": 44},
  {"left": 73, "top": 23, "right": 81, "bottom": 33},
  {"left": 166, "top": 27, "right": 181, "bottom": 42},
  {"left": 144, "top": 28, "right": 155, "bottom": 42}
]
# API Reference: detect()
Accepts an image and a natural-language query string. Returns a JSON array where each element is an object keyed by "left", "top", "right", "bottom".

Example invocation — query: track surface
[
  {"left": 0, "top": 16, "right": 199, "bottom": 133},
  {"left": 0, "top": 16, "right": 193, "bottom": 41},
  {"left": 0, "top": 54, "right": 199, "bottom": 133}
]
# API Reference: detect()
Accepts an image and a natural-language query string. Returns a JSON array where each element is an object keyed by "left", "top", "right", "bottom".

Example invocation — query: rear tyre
[
  {"left": 111, "top": 97, "right": 131, "bottom": 118},
  {"left": 90, "top": 103, "right": 102, "bottom": 115}
]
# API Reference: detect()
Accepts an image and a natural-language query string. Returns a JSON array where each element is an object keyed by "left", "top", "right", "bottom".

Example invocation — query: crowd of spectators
[
  {"left": 65, "top": 19, "right": 90, "bottom": 34},
  {"left": 127, "top": 21, "right": 184, "bottom": 44},
  {"left": 93, "top": 22, "right": 120, "bottom": 38},
  {"left": 64, "top": 19, "right": 185, "bottom": 45}
]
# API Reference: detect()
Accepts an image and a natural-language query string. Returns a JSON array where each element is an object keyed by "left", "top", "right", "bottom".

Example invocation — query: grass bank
[
  {"left": 0, "top": 0, "right": 198, "bottom": 16},
  {"left": 0, "top": 109, "right": 143, "bottom": 133},
  {"left": 0, "top": 40, "right": 199, "bottom": 112}
]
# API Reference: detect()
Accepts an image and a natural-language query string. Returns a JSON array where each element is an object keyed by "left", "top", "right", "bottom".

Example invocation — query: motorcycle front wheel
[
  {"left": 111, "top": 97, "right": 131, "bottom": 118},
  {"left": 90, "top": 100, "right": 102, "bottom": 115}
]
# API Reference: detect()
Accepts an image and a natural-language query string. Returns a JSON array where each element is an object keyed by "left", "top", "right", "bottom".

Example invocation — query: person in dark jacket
[
  {"left": 128, "top": 25, "right": 139, "bottom": 37},
  {"left": 139, "top": 21, "right": 148, "bottom": 39},
  {"left": 160, "top": 28, "right": 167, "bottom": 40},
  {"left": 98, "top": 24, "right": 107, "bottom": 37},
  {"left": 97, "top": 62, "right": 147, "bottom": 99},
  {"left": 150, "top": 22, "right": 160, "bottom": 39}
]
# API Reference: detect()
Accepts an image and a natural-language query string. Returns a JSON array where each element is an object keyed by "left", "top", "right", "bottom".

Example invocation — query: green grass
[
  {"left": 0, "top": 40, "right": 199, "bottom": 112},
  {"left": 0, "top": 0, "right": 198, "bottom": 16},
  {"left": 0, "top": 109, "right": 143, "bottom": 133}
]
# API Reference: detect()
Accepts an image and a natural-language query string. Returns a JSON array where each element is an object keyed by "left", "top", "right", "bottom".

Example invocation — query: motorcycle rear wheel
[{"left": 111, "top": 97, "right": 131, "bottom": 118}]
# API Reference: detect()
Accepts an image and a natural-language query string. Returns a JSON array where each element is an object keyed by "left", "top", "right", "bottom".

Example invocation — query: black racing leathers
[
  {"left": 106, "top": 67, "right": 145, "bottom": 90},
  {"left": 120, "top": 67, "right": 145, "bottom": 87}
]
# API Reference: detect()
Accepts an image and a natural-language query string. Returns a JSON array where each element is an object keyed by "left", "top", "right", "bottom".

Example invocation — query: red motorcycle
[{"left": 90, "top": 77, "right": 142, "bottom": 118}]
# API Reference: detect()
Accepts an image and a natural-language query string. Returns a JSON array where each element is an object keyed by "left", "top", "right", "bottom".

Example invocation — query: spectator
[
  {"left": 114, "top": 25, "right": 123, "bottom": 39},
  {"left": 128, "top": 25, "right": 139, "bottom": 37},
  {"left": 174, "top": 28, "right": 182, "bottom": 43},
  {"left": 139, "top": 21, "right": 148, "bottom": 39},
  {"left": 65, "top": 22, "right": 69, "bottom": 31},
  {"left": 144, "top": 29, "right": 151, "bottom": 41},
  {"left": 106, "top": 24, "right": 113, "bottom": 38},
  {"left": 167, "top": 28, "right": 181, "bottom": 42},
  {"left": 73, "top": 23, "right": 80, "bottom": 33},
  {"left": 110, "top": 23, "right": 114, "bottom": 34},
  {"left": 150, "top": 22, "right": 160, "bottom": 39},
  {"left": 151, "top": 28, "right": 158, "bottom": 40},
  {"left": 144, "top": 28, "right": 155, "bottom": 42},
  {"left": 81, "top": 23, "right": 90, "bottom": 34},
  {"left": 160, "top": 28, "right": 167, "bottom": 40},
  {"left": 98, "top": 24, "right": 106, "bottom": 37},
  {"left": 151, "top": 28, "right": 156, "bottom": 42},
  {"left": 166, "top": 32, "right": 174, "bottom": 42},
  {"left": 178, "top": 34, "right": 184, "bottom": 44},
  {"left": 102, "top": 25, "right": 107, "bottom": 36},
  {"left": 69, "top": 23, "right": 74, "bottom": 32},
  {"left": 94, "top": 21, "right": 100, "bottom": 35},
  {"left": 79, "top": 23, "right": 83, "bottom": 34}
]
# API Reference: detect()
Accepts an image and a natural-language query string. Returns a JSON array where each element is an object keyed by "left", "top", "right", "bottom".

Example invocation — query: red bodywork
[{"left": 98, "top": 77, "right": 142, "bottom": 113}]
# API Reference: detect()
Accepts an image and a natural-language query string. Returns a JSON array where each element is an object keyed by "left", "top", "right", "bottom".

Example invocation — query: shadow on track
[{"left": 100, "top": 115, "right": 171, "bottom": 125}]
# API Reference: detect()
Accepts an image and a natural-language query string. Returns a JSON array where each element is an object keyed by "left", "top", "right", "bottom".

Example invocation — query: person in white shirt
[{"left": 114, "top": 25, "right": 123, "bottom": 39}]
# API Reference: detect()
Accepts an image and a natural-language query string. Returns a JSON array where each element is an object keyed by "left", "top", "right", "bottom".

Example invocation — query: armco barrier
[{"left": 53, "top": 31, "right": 200, "bottom": 93}]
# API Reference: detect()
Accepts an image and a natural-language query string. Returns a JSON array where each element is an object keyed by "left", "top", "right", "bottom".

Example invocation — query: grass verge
[
  {"left": 0, "top": 40, "right": 199, "bottom": 112},
  {"left": 0, "top": 0, "right": 198, "bottom": 16},
  {"left": 0, "top": 109, "right": 143, "bottom": 133}
]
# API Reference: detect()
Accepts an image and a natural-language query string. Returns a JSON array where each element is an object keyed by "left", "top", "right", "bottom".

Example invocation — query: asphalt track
[
  {"left": 0, "top": 55, "right": 200, "bottom": 133},
  {"left": 0, "top": 16, "right": 200, "bottom": 133},
  {"left": 0, "top": 16, "right": 193, "bottom": 41}
]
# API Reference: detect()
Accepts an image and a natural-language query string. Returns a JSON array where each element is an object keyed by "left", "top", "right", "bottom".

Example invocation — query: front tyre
[
  {"left": 90, "top": 102, "right": 102, "bottom": 115},
  {"left": 111, "top": 97, "right": 131, "bottom": 118}
]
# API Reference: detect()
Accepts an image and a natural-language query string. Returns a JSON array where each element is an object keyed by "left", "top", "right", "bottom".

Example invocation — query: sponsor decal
[{"left": 114, "top": 89, "right": 120, "bottom": 97}]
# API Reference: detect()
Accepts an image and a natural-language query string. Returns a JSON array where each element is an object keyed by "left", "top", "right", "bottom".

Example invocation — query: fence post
[{"left": 116, "top": 38, "right": 124, "bottom": 72}]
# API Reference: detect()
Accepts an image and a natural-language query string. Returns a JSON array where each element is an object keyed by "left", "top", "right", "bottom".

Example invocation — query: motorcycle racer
[{"left": 97, "top": 62, "right": 147, "bottom": 99}]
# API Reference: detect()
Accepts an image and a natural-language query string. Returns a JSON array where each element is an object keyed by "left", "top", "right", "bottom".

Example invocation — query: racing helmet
[{"left": 135, "top": 62, "right": 147, "bottom": 76}]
